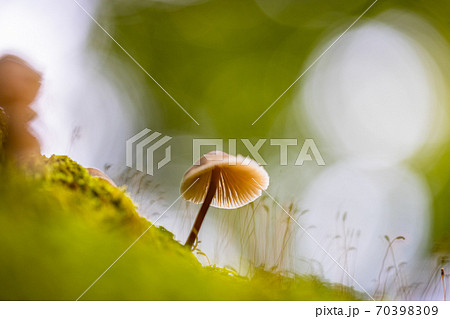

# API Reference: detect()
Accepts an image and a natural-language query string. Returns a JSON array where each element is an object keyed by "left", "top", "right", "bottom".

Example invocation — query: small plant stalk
[
  {"left": 442, "top": 268, "right": 446, "bottom": 301},
  {"left": 185, "top": 167, "right": 219, "bottom": 249}
]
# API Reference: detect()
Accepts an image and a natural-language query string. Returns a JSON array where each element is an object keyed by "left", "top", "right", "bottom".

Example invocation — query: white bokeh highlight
[{"left": 295, "top": 17, "right": 446, "bottom": 297}]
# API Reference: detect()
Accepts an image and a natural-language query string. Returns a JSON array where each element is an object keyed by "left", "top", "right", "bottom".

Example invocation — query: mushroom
[
  {"left": 0, "top": 55, "right": 42, "bottom": 160},
  {"left": 87, "top": 168, "right": 117, "bottom": 187},
  {"left": 0, "top": 55, "right": 42, "bottom": 107},
  {"left": 180, "top": 151, "right": 269, "bottom": 249}
]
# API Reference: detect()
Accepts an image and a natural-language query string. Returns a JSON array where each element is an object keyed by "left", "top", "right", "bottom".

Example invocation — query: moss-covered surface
[{"left": 0, "top": 155, "right": 362, "bottom": 300}]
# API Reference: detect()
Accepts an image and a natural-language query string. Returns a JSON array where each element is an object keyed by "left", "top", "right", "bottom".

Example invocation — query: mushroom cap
[
  {"left": 0, "top": 55, "right": 42, "bottom": 106},
  {"left": 180, "top": 151, "right": 269, "bottom": 209}
]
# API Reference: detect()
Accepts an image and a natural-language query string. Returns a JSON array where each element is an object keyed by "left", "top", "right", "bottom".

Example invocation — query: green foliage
[
  {"left": 420, "top": 144, "right": 450, "bottom": 252},
  {"left": 94, "top": 0, "right": 373, "bottom": 137},
  {"left": 0, "top": 156, "right": 361, "bottom": 300}
]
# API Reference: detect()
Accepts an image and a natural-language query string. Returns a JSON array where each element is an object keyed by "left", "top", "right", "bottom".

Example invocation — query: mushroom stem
[{"left": 185, "top": 167, "right": 220, "bottom": 249}]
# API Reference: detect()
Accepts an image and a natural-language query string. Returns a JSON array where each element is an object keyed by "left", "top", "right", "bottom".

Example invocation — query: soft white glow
[
  {"left": 297, "top": 162, "right": 430, "bottom": 291},
  {"left": 301, "top": 21, "right": 437, "bottom": 166}
]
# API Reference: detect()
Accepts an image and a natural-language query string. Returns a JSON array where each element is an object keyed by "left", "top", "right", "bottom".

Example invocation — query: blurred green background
[{"left": 92, "top": 0, "right": 450, "bottom": 252}]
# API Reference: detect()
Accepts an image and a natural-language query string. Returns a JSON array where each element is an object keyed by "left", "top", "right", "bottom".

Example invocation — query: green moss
[{"left": 0, "top": 155, "right": 362, "bottom": 300}]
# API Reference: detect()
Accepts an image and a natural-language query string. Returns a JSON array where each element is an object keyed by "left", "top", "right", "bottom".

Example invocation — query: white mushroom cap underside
[{"left": 180, "top": 153, "right": 269, "bottom": 209}]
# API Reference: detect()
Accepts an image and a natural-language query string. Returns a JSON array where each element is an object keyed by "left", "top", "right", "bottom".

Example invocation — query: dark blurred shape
[
  {"left": 0, "top": 55, "right": 116, "bottom": 186},
  {"left": 0, "top": 54, "right": 41, "bottom": 161}
]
